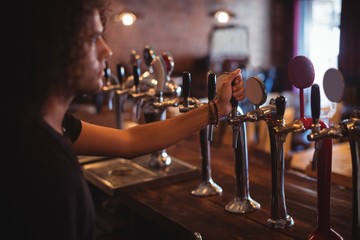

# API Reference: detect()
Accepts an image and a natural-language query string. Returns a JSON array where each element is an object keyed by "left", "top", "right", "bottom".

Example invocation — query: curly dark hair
[{"left": 15, "top": 0, "right": 108, "bottom": 121}]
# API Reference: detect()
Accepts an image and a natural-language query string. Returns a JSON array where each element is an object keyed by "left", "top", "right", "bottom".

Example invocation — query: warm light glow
[
  {"left": 116, "top": 12, "right": 137, "bottom": 26},
  {"left": 214, "top": 11, "right": 230, "bottom": 23}
]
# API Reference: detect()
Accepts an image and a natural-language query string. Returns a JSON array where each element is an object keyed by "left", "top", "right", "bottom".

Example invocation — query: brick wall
[{"left": 105, "top": 0, "right": 272, "bottom": 96}]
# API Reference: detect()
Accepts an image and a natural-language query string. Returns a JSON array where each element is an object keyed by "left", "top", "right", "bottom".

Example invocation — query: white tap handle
[{"left": 151, "top": 56, "right": 166, "bottom": 93}]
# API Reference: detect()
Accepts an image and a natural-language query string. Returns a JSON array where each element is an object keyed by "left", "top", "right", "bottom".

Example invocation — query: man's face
[{"left": 75, "top": 9, "right": 112, "bottom": 95}]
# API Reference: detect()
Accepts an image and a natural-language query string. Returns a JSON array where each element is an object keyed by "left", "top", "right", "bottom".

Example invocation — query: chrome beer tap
[
  {"left": 139, "top": 46, "right": 180, "bottom": 98},
  {"left": 127, "top": 47, "right": 181, "bottom": 169},
  {"left": 307, "top": 68, "right": 358, "bottom": 239},
  {"left": 191, "top": 72, "right": 222, "bottom": 197},
  {"left": 237, "top": 77, "right": 298, "bottom": 227},
  {"left": 102, "top": 62, "right": 120, "bottom": 111},
  {"left": 101, "top": 61, "right": 137, "bottom": 129},
  {"left": 267, "top": 95, "right": 299, "bottom": 228},
  {"left": 222, "top": 74, "right": 260, "bottom": 213},
  {"left": 145, "top": 55, "right": 172, "bottom": 168},
  {"left": 227, "top": 77, "right": 287, "bottom": 220},
  {"left": 127, "top": 51, "right": 147, "bottom": 121},
  {"left": 136, "top": 45, "right": 156, "bottom": 90},
  {"left": 287, "top": 57, "right": 343, "bottom": 239}
]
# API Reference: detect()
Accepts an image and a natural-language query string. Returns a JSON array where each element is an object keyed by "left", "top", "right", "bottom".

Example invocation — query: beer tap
[
  {"left": 102, "top": 62, "right": 119, "bottom": 111},
  {"left": 267, "top": 95, "right": 296, "bottom": 228},
  {"left": 230, "top": 76, "right": 296, "bottom": 225},
  {"left": 134, "top": 45, "right": 156, "bottom": 91},
  {"left": 222, "top": 74, "right": 260, "bottom": 213},
  {"left": 242, "top": 76, "right": 300, "bottom": 227},
  {"left": 128, "top": 48, "right": 181, "bottom": 169},
  {"left": 229, "top": 76, "right": 295, "bottom": 226},
  {"left": 190, "top": 71, "right": 222, "bottom": 196},
  {"left": 101, "top": 61, "right": 139, "bottom": 129},
  {"left": 143, "top": 45, "right": 156, "bottom": 75},
  {"left": 288, "top": 56, "right": 343, "bottom": 239},
  {"left": 307, "top": 68, "right": 358, "bottom": 239},
  {"left": 133, "top": 59, "right": 143, "bottom": 120},
  {"left": 162, "top": 51, "right": 180, "bottom": 97},
  {"left": 303, "top": 84, "right": 343, "bottom": 240},
  {"left": 146, "top": 56, "right": 172, "bottom": 168}
]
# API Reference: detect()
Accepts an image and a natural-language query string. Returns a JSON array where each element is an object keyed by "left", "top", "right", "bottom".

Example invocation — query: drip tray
[{"left": 79, "top": 155, "right": 199, "bottom": 196}]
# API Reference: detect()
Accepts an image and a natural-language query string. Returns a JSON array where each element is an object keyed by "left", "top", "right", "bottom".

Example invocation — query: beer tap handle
[
  {"left": 162, "top": 51, "right": 175, "bottom": 78},
  {"left": 275, "top": 95, "right": 286, "bottom": 121},
  {"left": 133, "top": 63, "right": 142, "bottom": 120},
  {"left": 152, "top": 56, "right": 166, "bottom": 98},
  {"left": 208, "top": 72, "right": 216, "bottom": 141},
  {"left": 288, "top": 56, "right": 315, "bottom": 119},
  {"left": 208, "top": 72, "right": 216, "bottom": 101},
  {"left": 116, "top": 63, "right": 126, "bottom": 89},
  {"left": 104, "top": 62, "right": 110, "bottom": 78},
  {"left": 310, "top": 84, "right": 321, "bottom": 170},
  {"left": 133, "top": 64, "right": 140, "bottom": 92},
  {"left": 311, "top": 84, "right": 321, "bottom": 124},
  {"left": 245, "top": 76, "right": 267, "bottom": 111},
  {"left": 104, "top": 62, "right": 111, "bottom": 85},
  {"left": 143, "top": 45, "right": 156, "bottom": 69},
  {"left": 182, "top": 72, "right": 191, "bottom": 106}
]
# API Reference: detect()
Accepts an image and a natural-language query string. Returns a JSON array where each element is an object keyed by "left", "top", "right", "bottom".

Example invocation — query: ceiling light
[
  {"left": 209, "top": 9, "right": 236, "bottom": 24},
  {"left": 115, "top": 12, "right": 137, "bottom": 26},
  {"left": 215, "top": 11, "right": 230, "bottom": 23}
]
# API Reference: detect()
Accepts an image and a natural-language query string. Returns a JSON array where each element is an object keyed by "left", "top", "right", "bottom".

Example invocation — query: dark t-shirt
[{"left": 2, "top": 113, "right": 95, "bottom": 240}]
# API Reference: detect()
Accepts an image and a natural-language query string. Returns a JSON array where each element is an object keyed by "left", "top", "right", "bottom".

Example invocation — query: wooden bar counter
[{"left": 74, "top": 110, "right": 353, "bottom": 240}]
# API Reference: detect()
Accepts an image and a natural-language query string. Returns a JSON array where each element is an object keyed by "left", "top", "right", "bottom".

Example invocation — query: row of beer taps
[
  {"left": 179, "top": 55, "right": 359, "bottom": 239},
  {"left": 225, "top": 55, "right": 359, "bottom": 239},
  {"left": 101, "top": 49, "right": 359, "bottom": 239},
  {"left": 102, "top": 45, "right": 203, "bottom": 168}
]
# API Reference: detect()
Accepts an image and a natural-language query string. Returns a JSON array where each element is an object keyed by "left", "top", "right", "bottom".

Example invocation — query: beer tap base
[
  {"left": 267, "top": 215, "right": 294, "bottom": 229},
  {"left": 225, "top": 196, "right": 260, "bottom": 214},
  {"left": 305, "top": 227, "right": 343, "bottom": 240},
  {"left": 148, "top": 151, "right": 172, "bottom": 169},
  {"left": 191, "top": 179, "right": 222, "bottom": 197}
]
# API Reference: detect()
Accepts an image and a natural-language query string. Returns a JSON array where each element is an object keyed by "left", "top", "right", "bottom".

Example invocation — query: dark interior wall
[
  {"left": 104, "top": 0, "right": 272, "bottom": 84},
  {"left": 270, "top": 0, "right": 295, "bottom": 92}
]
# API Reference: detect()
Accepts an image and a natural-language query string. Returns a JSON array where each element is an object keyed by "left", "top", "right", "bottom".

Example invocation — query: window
[{"left": 295, "top": 0, "right": 342, "bottom": 121}]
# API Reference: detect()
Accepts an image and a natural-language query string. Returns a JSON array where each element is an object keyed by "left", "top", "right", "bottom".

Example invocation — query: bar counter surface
[{"left": 74, "top": 111, "right": 353, "bottom": 240}]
